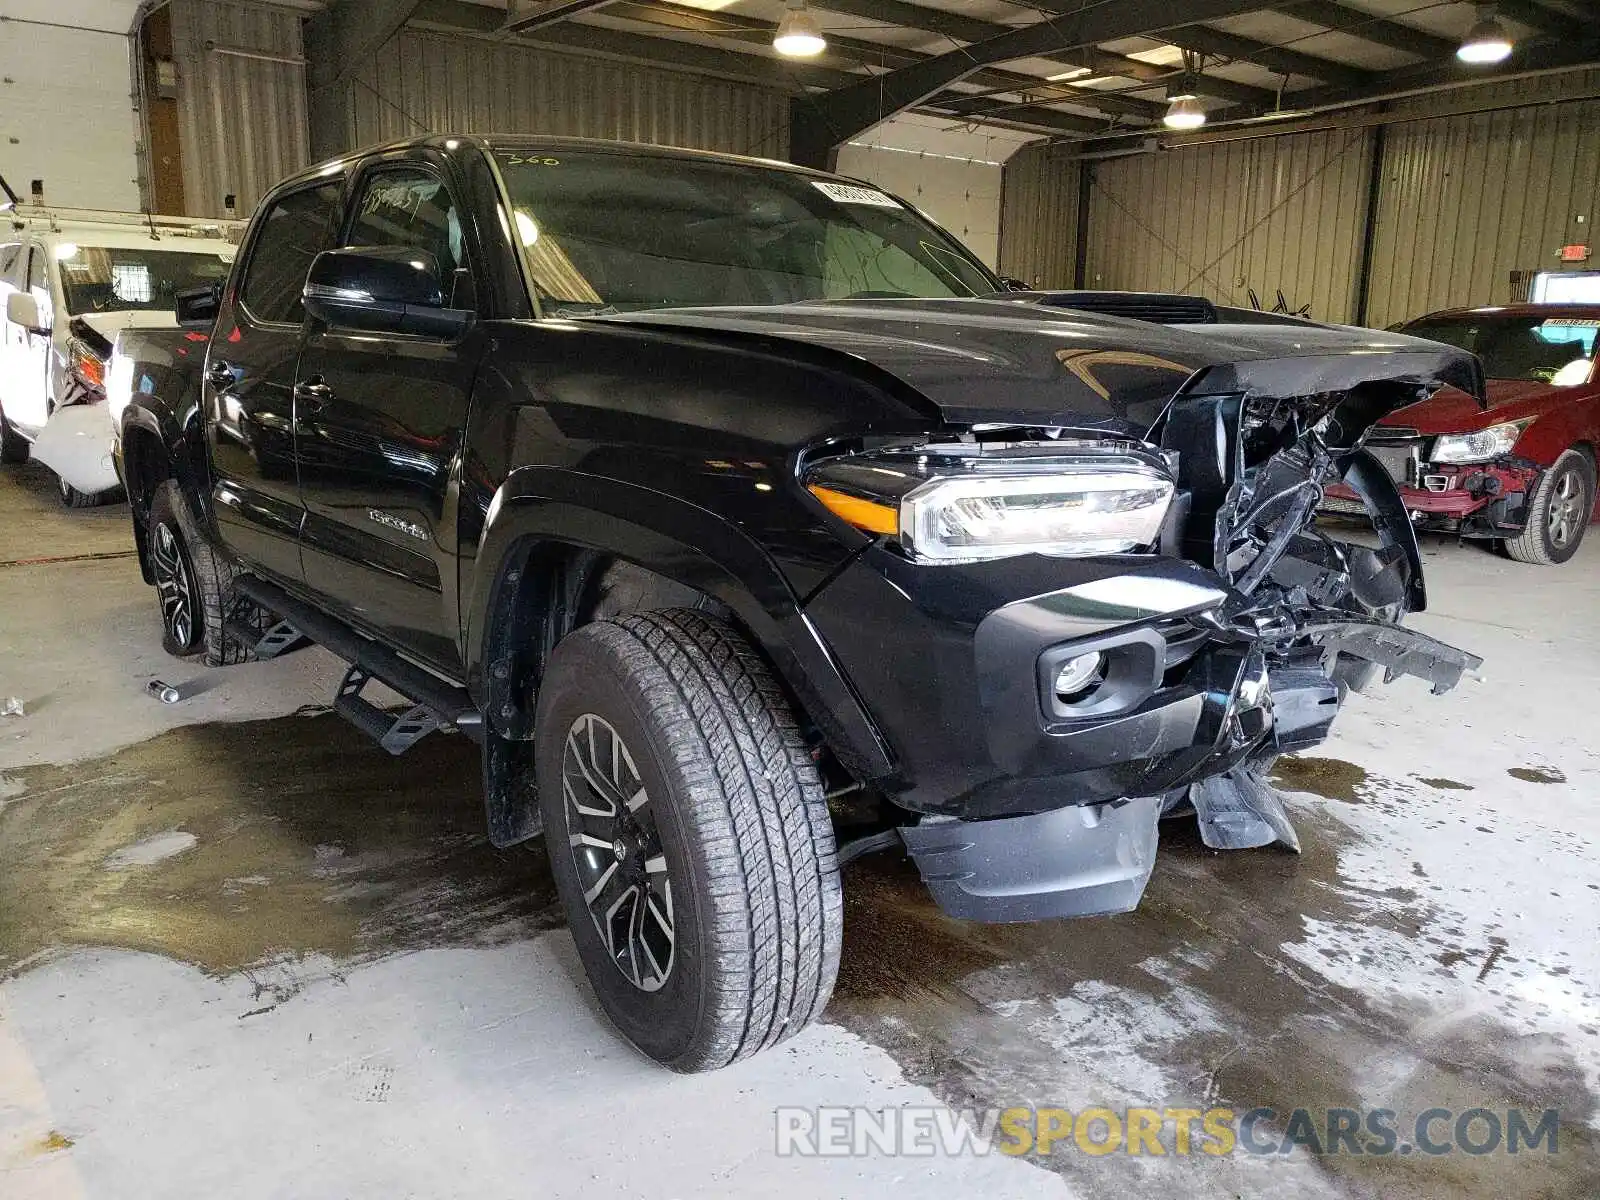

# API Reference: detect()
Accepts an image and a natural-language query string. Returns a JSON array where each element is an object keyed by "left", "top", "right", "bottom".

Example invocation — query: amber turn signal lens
[
  {"left": 75, "top": 352, "right": 106, "bottom": 390},
  {"left": 807, "top": 484, "right": 898, "bottom": 535}
]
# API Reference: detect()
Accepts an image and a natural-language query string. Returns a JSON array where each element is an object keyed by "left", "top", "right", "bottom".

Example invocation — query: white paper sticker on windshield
[{"left": 811, "top": 181, "right": 901, "bottom": 208}]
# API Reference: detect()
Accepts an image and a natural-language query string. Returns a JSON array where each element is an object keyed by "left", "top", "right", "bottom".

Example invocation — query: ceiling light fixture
[
  {"left": 773, "top": 1, "right": 826, "bottom": 58},
  {"left": 1457, "top": 6, "right": 1513, "bottom": 64},
  {"left": 1164, "top": 56, "right": 1206, "bottom": 131},
  {"left": 1163, "top": 94, "right": 1206, "bottom": 130}
]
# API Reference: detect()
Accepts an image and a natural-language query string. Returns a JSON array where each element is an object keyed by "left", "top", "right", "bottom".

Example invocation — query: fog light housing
[{"left": 1053, "top": 651, "right": 1103, "bottom": 698}]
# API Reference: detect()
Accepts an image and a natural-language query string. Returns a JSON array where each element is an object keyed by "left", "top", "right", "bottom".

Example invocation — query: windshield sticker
[
  {"left": 811, "top": 181, "right": 901, "bottom": 208},
  {"left": 1542, "top": 318, "right": 1600, "bottom": 327}
]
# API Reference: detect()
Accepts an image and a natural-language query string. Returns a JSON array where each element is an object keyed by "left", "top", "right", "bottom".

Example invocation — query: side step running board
[{"left": 235, "top": 575, "right": 483, "bottom": 751}]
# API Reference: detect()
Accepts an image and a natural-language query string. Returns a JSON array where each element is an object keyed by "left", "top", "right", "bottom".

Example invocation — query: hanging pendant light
[
  {"left": 1163, "top": 54, "right": 1206, "bottom": 132},
  {"left": 1457, "top": 6, "right": 1514, "bottom": 64},
  {"left": 774, "top": 1, "right": 827, "bottom": 58}
]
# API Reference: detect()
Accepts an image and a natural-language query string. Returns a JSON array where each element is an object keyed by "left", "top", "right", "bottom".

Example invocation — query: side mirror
[
  {"left": 303, "top": 246, "right": 473, "bottom": 338},
  {"left": 6, "top": 291, "right": 46, "bottom": 334},
  {"left": 175, "top": 283, "right": 220, "bottom": 330}
]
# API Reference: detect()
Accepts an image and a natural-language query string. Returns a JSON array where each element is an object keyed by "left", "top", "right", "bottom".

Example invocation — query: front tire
[
  {"left": 0, "top": 401, "right": 28, "bottom": 464},
  {"left": 147, "top": 481, "right": 249, "bottom": 666},
  {"left": 59, "top": 475, "right": 106, "bottom": 508},
  {"left": 534, "top": 609, "right": 842, "bottom": 1072},
  {"left": 1506, "top": 449, "right": 1595, "bottom": 565}
]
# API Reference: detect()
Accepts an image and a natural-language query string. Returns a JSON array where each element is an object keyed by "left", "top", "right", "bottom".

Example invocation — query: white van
[{"left": 0, "top": 209, "right": 239, "bottom": 506}]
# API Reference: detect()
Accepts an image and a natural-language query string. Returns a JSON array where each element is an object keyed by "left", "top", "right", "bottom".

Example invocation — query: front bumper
[
  {"left": 1323, "top": 463, "right": 1539, "bottom": 537},
  {"left": 806, "top": 547, "right": 1364, "bottom": 822},
  {"left": 805, "top": 545, "right": 1477, "bottom": 922}
]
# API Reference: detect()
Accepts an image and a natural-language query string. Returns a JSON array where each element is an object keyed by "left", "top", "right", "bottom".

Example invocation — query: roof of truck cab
[
  {"left": 1408, "top": 303, "right": 1600, "bottom": 322},
  {"left": 281, "top": 132, "right": 848, "bottom": 192}
]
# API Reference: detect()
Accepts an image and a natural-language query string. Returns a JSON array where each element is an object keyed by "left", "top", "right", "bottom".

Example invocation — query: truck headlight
[
  {"left": 1430, "top": 419, "right": 1533, "bottom": 464},
  {"left": 806, "top": 447, "right": 1174, "bottom": 563}
]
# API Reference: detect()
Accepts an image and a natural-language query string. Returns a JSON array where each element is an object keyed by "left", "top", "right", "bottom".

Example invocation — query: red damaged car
[{"left": 1324, "top": 304, "right": 1599, "bottom": 565}]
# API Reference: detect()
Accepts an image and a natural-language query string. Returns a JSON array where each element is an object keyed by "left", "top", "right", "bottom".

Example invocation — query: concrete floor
[{"left": 1, "top": 458, "right": 1597, "bottom": 1199}]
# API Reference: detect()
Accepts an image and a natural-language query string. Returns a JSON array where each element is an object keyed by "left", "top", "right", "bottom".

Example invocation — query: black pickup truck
[{"left": 112, "top": 133, "right": 1480, "bottom": 1072}]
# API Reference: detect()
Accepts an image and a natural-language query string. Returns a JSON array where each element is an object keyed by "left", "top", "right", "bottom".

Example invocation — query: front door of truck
[
  {"left": 206, "top": 178, "right": 343, "bottom": 585},
  {"left": 293, "top": 156, "right": 483, "bottom": 673}
]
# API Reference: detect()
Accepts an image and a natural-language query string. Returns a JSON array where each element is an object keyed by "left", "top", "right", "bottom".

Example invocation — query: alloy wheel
[
  {"left": 562, "top": 713, "right": 676, "bottom": 992},
  {"left": 151, "top": 520, "right": 198, "bottom": 649},
  {"left": 1548, "top": 468, "right": 1584, "bottom": 550}
]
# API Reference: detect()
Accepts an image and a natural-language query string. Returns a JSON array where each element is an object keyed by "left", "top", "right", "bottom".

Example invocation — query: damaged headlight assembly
[
  {"left": 805, "top": 445, "right": 1175, "bottom": 562},
  {"left": 1430, "top": 418, "right": 1535, "bottom": 464}
]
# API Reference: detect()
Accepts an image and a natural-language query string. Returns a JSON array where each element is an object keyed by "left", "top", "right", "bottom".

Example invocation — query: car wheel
[
  {"left": 147, "top": 480, "right": 249, "bottom": 666},
  {"left": 1506, "top": 449, "right": 1595, "bottom": 566},
  {"left": 59, "top": 475, "right": 105, "bottom": 509},
  {"left": 534, "top": 609, "right": 842, "bottom": 1072},
  {"left": 0, "top": 401, "right": 28, "bottom": 464}
]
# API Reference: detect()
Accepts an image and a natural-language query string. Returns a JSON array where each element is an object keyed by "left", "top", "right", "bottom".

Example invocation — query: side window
[
  {"left": 347, "top": 166, "right": 467, "bottom": 296},
  {"left": 0, "top": 243, "right": 19, "bottom": 284},
  {"left": 240, "top": 181, "right": 342, "bottom": 324}
]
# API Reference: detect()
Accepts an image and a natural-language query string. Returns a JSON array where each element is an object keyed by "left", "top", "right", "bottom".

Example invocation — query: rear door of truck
[{"left": 206, "top": 177, "right": 343, "bottom": 585}]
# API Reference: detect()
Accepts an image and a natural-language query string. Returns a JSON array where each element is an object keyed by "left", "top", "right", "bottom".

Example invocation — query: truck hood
[
  {"left": 601, "top": 298, "right": 1482, "bottom": 434},
  {"left": 1380, "top": 378, "right": 1582, "bottom": 435}
]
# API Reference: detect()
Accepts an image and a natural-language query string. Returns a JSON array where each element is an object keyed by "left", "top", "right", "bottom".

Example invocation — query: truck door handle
[
  {"left": 206, "top": 359, "right": 234, "bottom": 389},
  {"left": 294, "top": 377, "right": 334, "bottom": 413}
]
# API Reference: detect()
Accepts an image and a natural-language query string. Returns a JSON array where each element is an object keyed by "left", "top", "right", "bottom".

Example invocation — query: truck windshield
[
  {"left": 1402, "top": 313, "right": 1598, "bottom": 386},
  {"left": 492, "top": 149, "right": 999, "bottom": 315},
  {"left": 56, "top": 245, "right": 233, "bottom": 316}
]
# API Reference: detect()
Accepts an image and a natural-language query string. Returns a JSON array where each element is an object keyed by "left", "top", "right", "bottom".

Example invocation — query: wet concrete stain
[
  {"left": 827, "top": 811, "right": 1599, "bottom": 1198},
  {"left": 27, "top": 1131, "right": 75, "bottom": 1156},
  {"left": 1509, "top": 766, "right": 1567, "bottom": 785},
  {"left": 1415, "top": 777, "right": 1474, "bottom": 792},
  {"left": 1270, "top": 755, "right": 1370, "bottom": 803},
  {"left": 0, "top": 713, "right": 562, "bottom": 983},
  {"left": 4, "top": 716, "right": 1596, "bottom": 1196}
]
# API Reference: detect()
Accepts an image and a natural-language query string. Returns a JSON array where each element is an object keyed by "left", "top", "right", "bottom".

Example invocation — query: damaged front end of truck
[
  {"left": 813, "top": 331, "right": 1487, "bottom": 923},
  {"left": 1148, "top": 369, "right": 1483, "bottom": 855}
]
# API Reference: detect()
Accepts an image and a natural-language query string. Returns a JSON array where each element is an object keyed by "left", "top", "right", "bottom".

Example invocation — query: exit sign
[{"left": 1559, "top": 243, "right": 1591, "bottom": 262}]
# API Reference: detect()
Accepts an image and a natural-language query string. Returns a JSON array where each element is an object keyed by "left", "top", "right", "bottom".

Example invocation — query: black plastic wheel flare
[{"left": 562, "top": 712, "right": 676, "bottom": 992}]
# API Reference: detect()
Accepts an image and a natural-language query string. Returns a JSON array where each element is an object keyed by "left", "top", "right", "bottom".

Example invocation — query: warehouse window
[{"left": 240, "top": 181, "right": 342, "bottom": 325}]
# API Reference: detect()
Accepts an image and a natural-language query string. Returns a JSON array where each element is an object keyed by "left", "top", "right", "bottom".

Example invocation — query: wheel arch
[{"left": 465, "top": 467, "right": 895, "bottom": 784}]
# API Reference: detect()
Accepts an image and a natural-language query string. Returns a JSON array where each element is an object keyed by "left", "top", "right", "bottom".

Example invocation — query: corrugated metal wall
[
  {"left": 1081, "top": 129, "right": 1374, "bottom": 323},
  {"left": 997, "top": 141, "right": 1080, "bottom": 288},
  {"left": 1365, "top": 90, "right": 1600, "bottom": 326},
  {"left": 343, "top": 29, "right": 790, "bottom": 160},
  {"left": 168, "top": 0, "right": 308, "bottom": 218}
]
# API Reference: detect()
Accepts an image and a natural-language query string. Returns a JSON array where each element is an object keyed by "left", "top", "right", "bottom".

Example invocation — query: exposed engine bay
[{"left": 1152, "top": 379, "right": 1482, "bottom": 852}]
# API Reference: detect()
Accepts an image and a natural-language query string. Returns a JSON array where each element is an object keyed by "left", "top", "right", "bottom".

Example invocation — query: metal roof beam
[
  {"left": 791, "top": 0, "right": 1284, "bottom": 164},
  {"left": 807, "top": 0, "right": 1169, "bottom": 83},
  {"left": 503, "top": 0, "right": 618, "bottom": 35},
  {"left": 598, "top": 1, "right": 1165, "bottom": 122},
  {"left": 1165, "top": 25, "right": 1377, "bottom": 87},
  {"left": 1236, "top": 32, "right": 1600, "bottom": 116},
  {"left": 305, "top": 0, "right": 426, "bottom": 89},
  {"left": 1491, "top": 1, "right": 1586, "bottom": 42},
  {"left": 1281, "top": 1, "right": 1456, "bottom": 60},
  {"left": 410, "top": 0, "right": 853, "bottom": 88}
]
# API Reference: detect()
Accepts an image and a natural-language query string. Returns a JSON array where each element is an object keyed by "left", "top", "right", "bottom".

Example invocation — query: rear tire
[
  {"left": 534, "top": 609, "right": 842, "bottom": 1072},
  {"left": 1506, "top": 450, "right": 1595, "bottom": 566},
  {"left": 147, "top": 481, "right": 249, "bottom": 666},
  {"left": 0, "top": 402, "right": 28, "bottom": 464}
]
